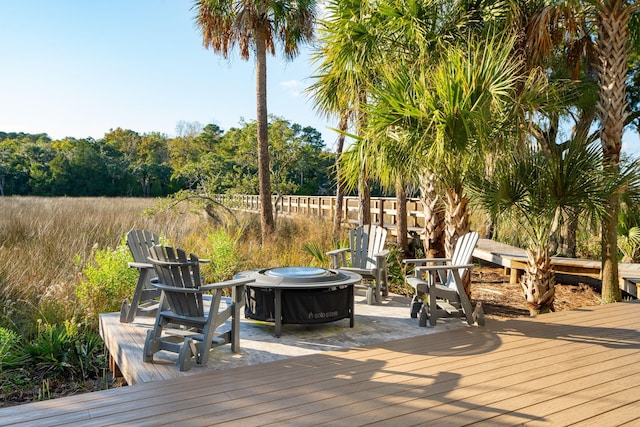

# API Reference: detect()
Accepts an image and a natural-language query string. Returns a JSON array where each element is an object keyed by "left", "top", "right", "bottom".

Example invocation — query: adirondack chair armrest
[
  {"left": 201, "top": 277, "right": 255, "bottom": 291},
  {"left": 374, "top": 249, "right": 390, "bottom": 258},
  {"left": 198, "top": 259, "right": 211, "bottom": 264},
  {"left": 374, "top": 250, "right": 389, "bottom": 268},
  {"left": 415, "top": 263, "right": 474, "bottom": 274},
  {"left": 326, "top": 248, "right": 349, "bottom": 256},
  {"left": 326, "top": 248, "right": 350, "bottom": 268},
  {"left": 151, "top": 283, "right": 202, "bottom": 294},
  {"left": 128, "top": 261, "right": 153, "bottom": 269},
  {"left": 147, "top": 257, "right": 198, "bottom": 267},
  {"left": 403, "top": 258, "right": 452, "bottom": 266}
]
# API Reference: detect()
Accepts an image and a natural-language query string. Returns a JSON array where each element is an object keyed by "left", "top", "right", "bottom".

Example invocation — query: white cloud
[{"left": 279, "top": 80, "right": 305, "bottom": 97}]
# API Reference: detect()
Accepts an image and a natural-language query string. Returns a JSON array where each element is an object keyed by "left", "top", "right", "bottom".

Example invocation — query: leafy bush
[
  {"left": 0, "top": 325, "right": 30, "bottom": 395},
  {"left": 76, "top": 244, "right": 138, "bottom": 324},
  {"left": 0, "top": 327, "right": 26, "bottom": 371},
  {"left": 201, "top": 229, "right": 244, "bottom": 283},
  {"left": 24, "top": 321, "right": 106, "bottom": 382}
]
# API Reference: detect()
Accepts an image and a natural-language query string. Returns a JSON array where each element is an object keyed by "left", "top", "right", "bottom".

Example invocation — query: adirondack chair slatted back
[
  {"left": 350, "top": 225, "right": 387, "bottom": 270},
  {"left": 445, "top": 232, "right": 479, "bottom": 289},
  {"left": 148, "top": 245, "right": 204, "bottom": 318},
  {"left": 127, "top": 229, "right": 159, "bottom": 264}
]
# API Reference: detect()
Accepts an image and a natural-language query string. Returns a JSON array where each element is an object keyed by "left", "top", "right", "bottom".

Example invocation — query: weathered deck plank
[{"left": 1, "top": 301, "right": 639, "bottom": 426}]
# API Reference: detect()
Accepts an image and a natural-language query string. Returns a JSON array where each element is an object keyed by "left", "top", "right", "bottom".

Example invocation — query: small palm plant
[
  {"left": 468, "top": 139, "right": 611, "bottom": 315},
  {"left": 618, "top": 201, "right": 640, "bottom": 263}
]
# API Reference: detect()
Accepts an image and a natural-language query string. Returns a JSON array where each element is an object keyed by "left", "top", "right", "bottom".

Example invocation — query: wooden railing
[{"left": 213, "top": 194, "right": 426, "bottom": 233}]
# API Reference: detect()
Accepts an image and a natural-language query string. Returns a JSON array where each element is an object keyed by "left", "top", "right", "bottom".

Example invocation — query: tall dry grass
[
  {"left": 0, "top": 197, "right": 210, "bottom": 320},
  {"left": 0, "top": 197, "right": 343, "bottom": 328}
]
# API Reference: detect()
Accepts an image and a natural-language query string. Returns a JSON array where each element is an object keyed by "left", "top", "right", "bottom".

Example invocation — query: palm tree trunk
[
  {"left": 358, "top": 170, "right": 371, "bottom": 225},
  {"left": 357, "top": 89, "right": 371, "bottom": 226},
  {"left": 522, "top": 246, "right": 556, "bottom": 315},
  {"left": 560, "top": 210, "right": 578, "bottom": 258},
  {"left": 396, "top": 179, "right": 409, "bottom": 258},
  {"left": 596, "top": 0, "right": 630, "bottom": 302},
  {"left": 255, "top": 26, "right": 275, "bottom": 244},
  {"left": 333, "top": 113, "right": 348, "bottom": 239},
  {"left": 419, "top": 172, "right": 445, "bottom": 259},
  {"left": 443, "top": 187, "right": 470, "bottom": 257},
  {"left": 444, "top": 187, "right": 472, "bottom": 296}
]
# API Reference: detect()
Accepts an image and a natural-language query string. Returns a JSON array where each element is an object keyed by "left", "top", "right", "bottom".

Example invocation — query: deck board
[{"left": 1, "top": 301, "right": 639, "bottom": 426}]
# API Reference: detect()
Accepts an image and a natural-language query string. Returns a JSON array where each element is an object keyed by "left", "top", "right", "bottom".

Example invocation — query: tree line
[{"left": 0, "top": 117, "right": 334, "bottom": 198}]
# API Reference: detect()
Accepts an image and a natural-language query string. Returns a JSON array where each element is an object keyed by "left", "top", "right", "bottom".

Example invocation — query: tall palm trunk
[
  {"left": 396, "top": 178, "right": 409, "bottom": 257},
  {"left": 419, "top": 172, "right": 445, "bottom": 259},
  {"left": 444, "top": 187, "right": 470, "bottom": 256},
  {"left": 523, "top": 246, "right": 556, "bottom": 315},
  {"left": 333, "top": 113, "right": 348, "bottom": 239},
  {"left": 444, "top": 187, "right": 471, "bottom": 296},
  {"left": 358, "top": 169, "right": 371, "bottom": 225},
  {"left": 357, "top": 89, "right": 371, "bottom": 226},
  {"left": 596, "top": 0, "right": 630, "bottom": 302},
  {"left": 255, "top": 27, "right": 275, "bottom": 244},
  {"left": 560, "top": 209, "right": 578, "bottom": 258}
]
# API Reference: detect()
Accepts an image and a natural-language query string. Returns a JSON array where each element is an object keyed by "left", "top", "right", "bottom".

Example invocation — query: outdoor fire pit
[{"left": 236, "top": 267, "right": 361, "bottom": 337}]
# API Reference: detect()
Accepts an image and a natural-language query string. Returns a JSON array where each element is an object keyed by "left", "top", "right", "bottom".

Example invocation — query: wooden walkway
[
  {"left": 474, "top": 238, "right": 640, "bottom": 297},
  {"left": 2, "top": 301, "right": 640, "bottom": 426}
]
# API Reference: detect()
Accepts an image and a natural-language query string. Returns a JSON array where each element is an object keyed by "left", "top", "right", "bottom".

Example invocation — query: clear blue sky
[
  {"left": 0, "top": 0, "right": 339, "bottom": 147},
  {"left": 1, "top": 0, "right": 638, "bottom": 155}
]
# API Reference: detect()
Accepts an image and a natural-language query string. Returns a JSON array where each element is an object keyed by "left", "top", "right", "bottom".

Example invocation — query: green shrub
[
  {"left": 0, "top": 325, "right": 30, "bottom": 394},
  {"left": 200, "top": 229, "right": 244, "bottom": 283},
  {"left": 0, "top": 327, "right": 27, "bottom": 371},
  {"left": 24, "top": 320, "right": 106, "bottom": 383},
  {"left": 76, "top": 244, "right": 138, "bottom": 324}
]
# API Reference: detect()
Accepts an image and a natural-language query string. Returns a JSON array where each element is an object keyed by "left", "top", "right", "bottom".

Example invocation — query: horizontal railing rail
[{"left": 213, "top": 194, "right": 426, "bottom": 233}]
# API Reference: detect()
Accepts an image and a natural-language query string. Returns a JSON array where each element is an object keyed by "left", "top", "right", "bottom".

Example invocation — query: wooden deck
[{"left": 2, "top": 301, "right": 640, "bottom": 426}]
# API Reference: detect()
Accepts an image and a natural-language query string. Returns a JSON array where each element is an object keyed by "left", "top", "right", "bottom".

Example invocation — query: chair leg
[
  {"left": 382, "top": 269, "right": 389, "bottom": 297},
  {"left": 143, "top": 329, "right": 156, "bottom": 363},
  {"left": 473, "top": 302, "right": 485, "bottom": 326},
  {"left": 178, "top": 337, "right": 193, "bottom": 371},
  {"left": 428, "top": 290, "right": 438, "bottom": 327},
  {"left": 410, "top": 296, "right": 422, "bottom": 318},
  {"left": 120, "top": 299, "right": 131, "bottom": 323},
  {"left": 366, "top": 286, "right": 375, "bottom": 305},
  {"left": 418, "top": 305, "right": 428, "bottom": 327}
]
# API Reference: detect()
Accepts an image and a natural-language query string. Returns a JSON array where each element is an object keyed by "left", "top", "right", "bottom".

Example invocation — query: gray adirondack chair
[
  {"left": 120, "top": 229, "right": 161, "bottom": 323},
  {"left": 143, "top": 245, "right": 253, "bottom": 371},
  {"left": 404, "top": 231, "right": 484, "bottom": 327},
  {"left": 327, "top": 224, "right": 389, "bottom": 304}
]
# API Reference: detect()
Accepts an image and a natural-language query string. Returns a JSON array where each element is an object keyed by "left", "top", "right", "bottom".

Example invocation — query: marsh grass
[
  {"left": 0, "top": 197, "right": 353, "bottom": 328},
  {"left": 0, "top": 197, "right": 200, "bottom": 322}
]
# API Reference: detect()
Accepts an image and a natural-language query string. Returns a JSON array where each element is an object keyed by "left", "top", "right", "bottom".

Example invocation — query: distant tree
[
  {"left": 49, "top": 138, "right": 111, "bottom": 196},
  {"left": 194, "top": 0, "right": 317, "bottom": 244},
  {"left": 0, "top": 137, "right": 32, "bottom": 195},
  {"left": 102, "top": 129, "right": 172, "bottom": 197},
  {"left": 170, "top": 123, "right": 224, "bottom": 190},
  {"left": 206, "top": 116, "right": 330, "bottom": 196}
]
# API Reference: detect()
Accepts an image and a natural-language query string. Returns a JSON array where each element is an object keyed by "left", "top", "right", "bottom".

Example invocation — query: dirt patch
[{"left": 471, "top": 265, "right": 603, "bottom": 319}]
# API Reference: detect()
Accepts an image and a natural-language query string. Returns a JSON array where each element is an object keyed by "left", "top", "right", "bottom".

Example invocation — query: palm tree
[
  {"left": 194, "top": 0, "right": 316, "bottom": 244},
  {"left": 374, "top": 35, "right": 521, "bottom": 247},
  {"left": 468, "top": 139, "right": 611, "bottom": 315},
  {"left": 523, "top": 0, "right": 640, "bottom": 302},
  {"left": 307, "top": 0, "right": 385, "bottom": 228},
  {"left": 596, "top": 0, "right": 639, "bottom": 302}
]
